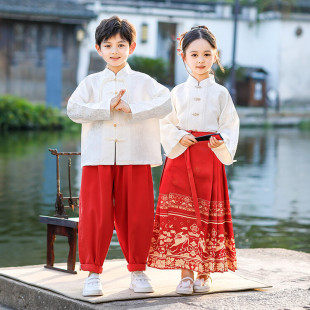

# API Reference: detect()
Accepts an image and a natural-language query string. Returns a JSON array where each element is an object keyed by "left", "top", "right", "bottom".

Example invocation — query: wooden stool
[
  {"left": 39, "top": 216, "right": 79, "bottom": 274},
  {"left": 39, "top": 149, "right": 80, "bottom": 274}
]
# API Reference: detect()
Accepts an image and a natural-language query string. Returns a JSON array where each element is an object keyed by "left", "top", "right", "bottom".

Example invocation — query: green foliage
[
  {"left": 196, "top": 0, "right": 297, "bottom": 15},
  {"left": 244, "top": 0, "right": 297, "bottom": 14},
  {"left": 0, "top": 95, "right": 76, "bottom": 131},
  {"left": 214, "top": 66, "right": 247, "bottom": 85},
  {"left": 128, "top": 56, "right": 169, "bottom": 84},
  {"left": 299, "top": 120, "right": 310, "bottom": 131}
]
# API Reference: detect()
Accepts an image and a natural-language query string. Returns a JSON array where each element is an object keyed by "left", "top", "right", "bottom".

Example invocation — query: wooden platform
[{"left": 0, "top": 259, "right": 270, "bottom": 304}]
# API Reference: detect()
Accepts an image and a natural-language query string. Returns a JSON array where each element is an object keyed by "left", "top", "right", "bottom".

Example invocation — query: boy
[{"left": 67, "top": 16, "right": 171, "bottom": 296}]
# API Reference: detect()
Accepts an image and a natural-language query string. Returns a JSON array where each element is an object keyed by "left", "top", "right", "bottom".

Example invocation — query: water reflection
[
  {"left": 0, "top": 128, "right": 309, "bottom": 267},
  {"left": 0, "top": 131, "right": 81, "bottom": 267},
  {"left": 227, "top": 128, "right": 310, "bottom": 252}
]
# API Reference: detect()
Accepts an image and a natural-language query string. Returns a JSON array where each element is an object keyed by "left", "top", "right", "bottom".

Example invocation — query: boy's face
[{"left": 95, "top": 33, "right": 136, "bottom": 73}]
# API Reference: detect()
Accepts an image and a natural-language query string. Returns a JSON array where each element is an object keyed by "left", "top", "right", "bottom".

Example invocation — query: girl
[{"left": 147, "top": 26, "right": 239, "bottom": 295}]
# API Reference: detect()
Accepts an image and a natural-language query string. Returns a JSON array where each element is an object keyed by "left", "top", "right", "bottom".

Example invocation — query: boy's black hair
[{"left": 95, "top": 16, "right": 136, "bottom": 47}]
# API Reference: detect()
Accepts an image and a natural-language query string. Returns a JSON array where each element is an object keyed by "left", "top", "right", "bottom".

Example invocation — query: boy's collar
[
  {"left": 103, "top": 63, "right": 132, "bottom": 78},
  {"left": 186, "top": 74, "right": 215, "bottom": 87}
]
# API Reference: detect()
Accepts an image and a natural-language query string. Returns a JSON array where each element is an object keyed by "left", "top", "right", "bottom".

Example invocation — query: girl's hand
[
  {"left": 110, "top": 89, "right": 126, "bottom": 109},
  {"left": 179, "top": 134, "right": 197, "bottom": 147},
  {"left": 208, "top": 136, "right": 224, "bottom": 148},
  {"left": 114, "top": 100, "right": 131, "bottom": 113}
]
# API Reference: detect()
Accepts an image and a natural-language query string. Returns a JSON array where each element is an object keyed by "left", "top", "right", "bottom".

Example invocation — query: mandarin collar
[
  {"left": 102, "top": 63, "right": 132, "bottom": 79},
  {"left": 186, "top": 74, "right": 215, "bottom": 87}
]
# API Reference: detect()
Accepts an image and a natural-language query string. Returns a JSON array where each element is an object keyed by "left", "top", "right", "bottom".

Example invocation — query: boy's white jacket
[
  {"left": 161, "top": 75, "right": 239, "bottom": 165},
  {"left": 67, "top": 64, "right": 171, "bottom": 167}
]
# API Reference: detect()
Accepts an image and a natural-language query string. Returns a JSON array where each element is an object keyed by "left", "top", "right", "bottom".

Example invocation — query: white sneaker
[
  {"left": 129, "top": 271, "right": 154, "bottom": 293},
  {"left": 176, "top": 277, "right": 194, "bottom": 295},
  {"left": 193, "top": 276, "right": 212, "bottom": 293},
  {"left": 82, "top": 273, "right": 103, "bottom": 297}
]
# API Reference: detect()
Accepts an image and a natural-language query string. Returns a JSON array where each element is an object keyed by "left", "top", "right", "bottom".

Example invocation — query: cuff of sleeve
[
  {"left": 167, "top": 143, "right": 187, "bottom": 159},
  {"left": 128, "top": 103, "right": 141, "bottom": 119},
  {"left": 176, "top": 130, "right": 189, "bottom": 142},
  {"left": 102, "top": 99, "right": 111, "bottom": 118},
  {"left": 213, "top": 143, "right": 226, "bottom": 150},
  {"left": 165, "top": 130, "right": 188, "bottom": 159},
  {"left": 212, "top": 143, "right": 233, "bottom": 165}
]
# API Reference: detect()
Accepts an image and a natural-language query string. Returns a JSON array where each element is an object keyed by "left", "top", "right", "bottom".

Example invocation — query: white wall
[
  {"left": 78, "top": 2, "right": 310, "bottom": 104},
  {"left": 77, "top": 18, "right": 97, "bottom": 83},
  {"left": 236, "top": 20, "right": 281, "bottom": 93},
  {"left": 279, "top": 20, "right": 310, "bottom": 103}
]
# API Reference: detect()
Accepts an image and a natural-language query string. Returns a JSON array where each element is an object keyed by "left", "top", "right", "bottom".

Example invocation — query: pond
[{"left": 0, "top": 127, "right": 309, "bottom": 268}]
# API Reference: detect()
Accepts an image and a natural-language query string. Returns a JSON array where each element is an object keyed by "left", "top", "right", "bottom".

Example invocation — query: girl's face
[
  {"left": 183, "top": 38, "right": 217, "bottom": 82},
  {"left": 95, "top": 33, "right": 136, "bottom": 74}
]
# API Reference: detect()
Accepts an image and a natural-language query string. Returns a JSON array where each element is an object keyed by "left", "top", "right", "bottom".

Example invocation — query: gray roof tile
[{"left": 0, "top": 0, "right": 96, "bottom": 22}]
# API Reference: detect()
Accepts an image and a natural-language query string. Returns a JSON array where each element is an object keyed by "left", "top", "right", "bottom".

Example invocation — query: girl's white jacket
[
  {"left": 67, "top": 64, "right": 171, "bottom": 167},
  {"left": 161, "top": 75, "right": 239, "bottom": 165}
]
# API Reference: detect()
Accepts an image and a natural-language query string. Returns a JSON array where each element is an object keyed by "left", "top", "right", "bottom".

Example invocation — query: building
[
  {"left": 77, "top": 0, "right": 310, "bottom": 106},
  {"left": 0, "top": 0, "right": 96, "bottom": 105}
]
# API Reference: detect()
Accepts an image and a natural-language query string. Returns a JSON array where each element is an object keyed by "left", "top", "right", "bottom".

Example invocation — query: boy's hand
[
  {"left": 114, "top": 100, "right": 131, "bottom": 113},
  {"left": 208, "top": 136, "right": 224, "bottom": 148},
  {"left": 110, "top": 89, "right": 126, "bottom": 109},
  {"left": 179, "top": 134, "right": 197, "bottom": 147}
]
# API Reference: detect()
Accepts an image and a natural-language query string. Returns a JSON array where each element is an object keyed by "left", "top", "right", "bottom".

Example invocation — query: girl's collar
[{"left": 186, "top": 74, "right": 215, "bottom": 87}]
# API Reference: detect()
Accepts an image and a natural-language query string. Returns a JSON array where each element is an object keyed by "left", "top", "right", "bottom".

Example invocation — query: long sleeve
[
  {"left": 67, "top": 78, "right": 111, "bottom": 124},
  {"left": 212, "top": 90, "right": 239, "bottom": 165},
  {"left": 67, "top": 65, "right": 171, "bottom": 167},
  {"left": 129, "top": 78, "right": 172, "bottom": 121},
  {"left": 160, "top": 91, "right": 188, "bottom": 159}
]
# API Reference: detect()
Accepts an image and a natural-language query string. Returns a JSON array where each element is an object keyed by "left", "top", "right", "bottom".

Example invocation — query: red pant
[{"left": 78, "top": 165, "right": 154, "bottom": 274}]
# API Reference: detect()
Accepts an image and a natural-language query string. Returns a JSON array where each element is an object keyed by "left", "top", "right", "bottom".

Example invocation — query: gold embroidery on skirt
[
  {"left": 148, "top": 193, "right": 237, "bottom": 273},
  {"left": 159, "top": 193, "right": 231, "bottom": 217}
]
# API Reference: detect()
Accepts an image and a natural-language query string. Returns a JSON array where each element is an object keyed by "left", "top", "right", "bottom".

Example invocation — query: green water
[{"left": 0, "top": 128, "right": 309, "bottom": 267}]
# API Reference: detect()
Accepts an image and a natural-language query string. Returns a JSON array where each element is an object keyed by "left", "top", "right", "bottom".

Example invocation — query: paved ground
[{"left": 0, "top": 248, "right": 310, "bottom": 310}]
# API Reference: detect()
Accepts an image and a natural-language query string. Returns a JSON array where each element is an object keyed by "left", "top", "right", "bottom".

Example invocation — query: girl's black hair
[
  {"left": 95, "top": 16, "right": 136, "bottom": 47},
  {"left": 178, "top": 25, "right": 224, "bottom": 72}
]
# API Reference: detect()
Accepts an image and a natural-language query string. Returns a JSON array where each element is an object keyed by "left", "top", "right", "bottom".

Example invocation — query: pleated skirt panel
[{"left": 147, "top": 132, "right": 237, "bottom": 273}]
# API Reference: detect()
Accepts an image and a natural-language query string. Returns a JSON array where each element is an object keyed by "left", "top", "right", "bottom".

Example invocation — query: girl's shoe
[
  {"left": 193, "top": 276, "right": 212, "bottom": 293},
  {"left": 176, "top": 276, "right": 194, "bottom": 295}
]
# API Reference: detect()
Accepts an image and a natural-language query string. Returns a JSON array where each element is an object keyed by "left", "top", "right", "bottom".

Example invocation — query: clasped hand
[
  {"left": 179, "top": 134, "right": 197, "bottom": 147},
  {"left": 179, "top": 135, "right": 224, "bottom": 148},
  {"left": 208, "top": 136, "right": 224, "bottom": 148},
  {"left": 110, "top": 89, "right": 131, "bottom": 113}
]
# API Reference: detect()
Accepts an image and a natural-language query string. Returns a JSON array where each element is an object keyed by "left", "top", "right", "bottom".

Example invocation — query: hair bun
[{"left": 191, "top": 25, "right": 209, "bottom": 31}]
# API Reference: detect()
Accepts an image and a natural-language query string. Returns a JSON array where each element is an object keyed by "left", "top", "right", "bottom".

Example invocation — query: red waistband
[{"left": 188, "top": 131, "right": 214, "bottom": 135}]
